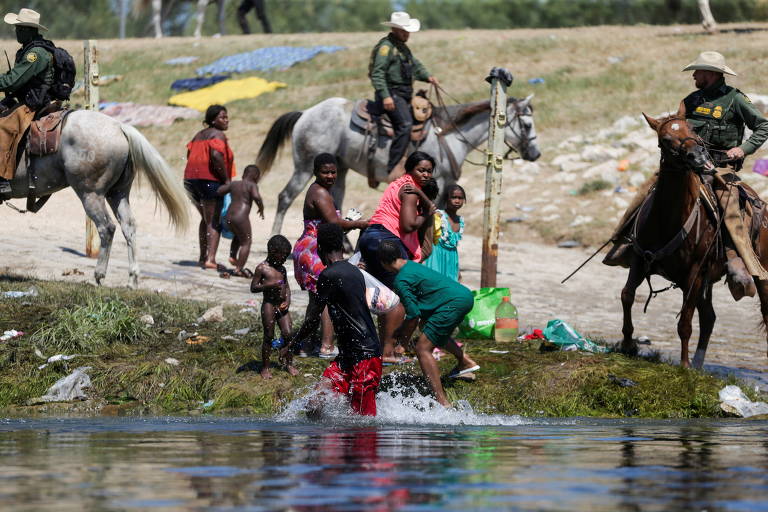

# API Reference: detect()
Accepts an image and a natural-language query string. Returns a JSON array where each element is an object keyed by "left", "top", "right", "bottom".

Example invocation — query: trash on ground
[
  {"left": 221, "top": 335, "right": 238, "bottom": 341},
  {"left": 753, "top": 158, "right": 768, "bottom": 177},
  {"left": 177, "top": 330, "right": 198, "bottom": 342},
  {"left": 3, "top": 287, "right": 39, "bottom": 298},
  {"left": 195, "top": 45, "right": 344, "bottom": 75},
  {"left": 233, "top": 328, "right": 250, "bottom": 336},
  {"left": 169, "top": 77, "right": 286, "bottom": 112},
  {"left": 0, "top": 330, "right": 24, "bottom": 341},
  {"left": 186, "top": 335, "right": 210, "bottom": 345},
  {"left": 607, "top": 56, "right": 624, "bottom": 64},
  {"left": 719, "top": 385, "right": 768, "bottom": 417},
  {"left": 201, "top": 399, "right": 215, "bottom": 409},
  {"left": 528, "top": 77, "right": 545, "bottom": 85},
  {"left": 522, "top": 328, "right": 545, "bottom": 341},
  {"left": 489, "top": 349, "right": 509, "bottom": 354},
  {"left": 542, "top": 319, "right": 610, "bottom": 353},
  {"left": 557, "top": 240, "right": 582, "bottom": 248},
  {"left": 164, "top": 358, "right": 180, "bottom": 366},
  {"left": 636, "top": 336, "right": 652, "bottom": 345},
  {"left": 38, "top": 354, "right": 78, "bottom": 370},
  {"left": 100, "top": 102, "right": 200, "bottom": 127},
  {"left": 32, "top": 367, "right": 91, "bottom": 404},
  {"left": 516, "top": 204, "right": 536, "bottom": 212},
  {"left": 140, "top": 314, "right": 155, "bottom": 326},
  {"left": 164, "top": 56, "right": 198, "bottom": 65},
  {"left": 197, "top": 305, "right": 225, "bottom": 323},
  {"left": 239, "top": 307, "right": 257, "bottom": 315},
  {"left": 608, "top": 374, "right": 637, "bottom": 387}
]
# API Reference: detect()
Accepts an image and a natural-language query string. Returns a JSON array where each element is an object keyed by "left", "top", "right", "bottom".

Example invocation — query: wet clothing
[
  {"left": 0, "top": 36, "right": 55, "bottom": 110},
  {"left": 358, "top": 224, "right": 409, "bottom": 289},
  {"left": 683, "top": 78, "right": 768, "bottom": 156},
  {"left": 369, "top": 174, "right": 423, "bottom": 261},
  {"left": 422, "top": 211, "right": 464, "bottom": 281},
  {"left": 292, "top": 210, "right": 339, "bottom": 293},
  {"left": 321, "top": 357, "right": 382, "bottom": 416},
  {"left": 184, "top": 179, "right": 221, "bottom": 202},
  {"left": 184, "top": 137, "right": 235, "bottom": 182},
  {"left": 369, "top": 33, "right": 430, "bottom": 172},
  {"left": 316, "top": 260, "right": 382, "bottom": 370},
  {"left": 393, "top": 260, "right": 473, "bottom": 347}
]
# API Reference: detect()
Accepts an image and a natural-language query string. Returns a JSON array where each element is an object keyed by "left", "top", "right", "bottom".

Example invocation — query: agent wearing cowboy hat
[
  {"left": 605, "top": 51, "right": 768, "bottom": 301},
  {"left": 369, "top": 12, "right": 439, "bottom": 187},
  {"left": 0, "top": 8, "right": 56, "bottom": 199}
]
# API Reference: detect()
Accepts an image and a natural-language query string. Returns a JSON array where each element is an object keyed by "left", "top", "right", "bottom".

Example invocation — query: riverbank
[{"left": 1, "top": 275, "right": 758, "bottom": 418}]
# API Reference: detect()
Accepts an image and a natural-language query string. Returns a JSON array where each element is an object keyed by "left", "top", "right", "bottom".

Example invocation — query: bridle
[{"left": 656, "top": 116, "right": 713, "bottom": 174}]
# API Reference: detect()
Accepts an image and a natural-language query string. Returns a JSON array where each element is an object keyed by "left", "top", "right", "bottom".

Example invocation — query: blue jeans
[{"left": 358, "top": 224, "right": 408, "bottom": 289}]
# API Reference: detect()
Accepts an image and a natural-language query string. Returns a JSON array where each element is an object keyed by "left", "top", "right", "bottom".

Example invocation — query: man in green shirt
[
  {"left": 379, "top": 239, "right": 479, "bottom": 407},
  {"left": 605, "top": 51, "right": 768, "bottom": 300},
  {"left": 0, "top": 8, "right": 56, "bottom": 198},
  {"left": 369, "top": 12, "right": 439, "bottom": 185}
]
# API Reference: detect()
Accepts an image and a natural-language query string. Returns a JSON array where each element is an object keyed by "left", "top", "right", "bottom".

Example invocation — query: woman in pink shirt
[{"left": 359, "top": 151, "right": 436, "bottom": 363}]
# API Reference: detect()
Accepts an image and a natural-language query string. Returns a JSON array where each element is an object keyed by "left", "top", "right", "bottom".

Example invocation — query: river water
[{"left": 2, "top": 402, "right": 768, "bottom": 512}]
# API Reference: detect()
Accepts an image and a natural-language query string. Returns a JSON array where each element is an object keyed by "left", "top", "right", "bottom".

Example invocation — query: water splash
[{"left": 275, "top": 375, "right": 530, "bottom": 427}]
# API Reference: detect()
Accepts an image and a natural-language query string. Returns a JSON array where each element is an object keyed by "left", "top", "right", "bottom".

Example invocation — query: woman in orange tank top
[{"left": 183, "top": 105, "right": 236, "bottom": 270}]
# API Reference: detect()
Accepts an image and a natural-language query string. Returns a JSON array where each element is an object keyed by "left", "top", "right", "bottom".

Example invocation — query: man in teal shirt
[{"left": 379, "top": 239, "right": 478, "bottom": 407}]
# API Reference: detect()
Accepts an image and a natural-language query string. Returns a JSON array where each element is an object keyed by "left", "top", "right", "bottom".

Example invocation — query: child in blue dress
[{"left": 423, "top": 184, "right": 465, "bottom": 281}]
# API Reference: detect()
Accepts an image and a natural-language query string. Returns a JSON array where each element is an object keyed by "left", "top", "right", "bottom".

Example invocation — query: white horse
[
  {"left": 136, "top": 0, "right": 228, "bottom": 38},
  {"left": 4, "top": 111, "right": 188, "bottom": 288},
  {"left": 256, "top": 95, "right": 541, "bottom": 236}
]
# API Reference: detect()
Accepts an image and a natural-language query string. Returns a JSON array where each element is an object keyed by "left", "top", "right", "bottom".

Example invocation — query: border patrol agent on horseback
[
  {"left": 369, "top": 12, "right": 439, "bottom": 187},
  {"left": 605, "top": 51, "right": 768, "bottom": 301},
  {"left": 0, "top": 8, "right": 56, "bottom": 200}
]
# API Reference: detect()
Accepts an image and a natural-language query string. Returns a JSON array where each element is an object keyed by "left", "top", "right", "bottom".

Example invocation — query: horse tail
[
  {"left": 256, "top": 111, "right": 302, "bottom": 175},
  {"left": 120, "top": 123, "right": 189, "bottom": 232}
]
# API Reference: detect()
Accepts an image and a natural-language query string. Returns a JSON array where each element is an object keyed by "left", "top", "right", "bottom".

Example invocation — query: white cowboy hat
[
  {"left": 4, "top": 8, "right": 47, "bottom": 31},
  {"left": 382, "top": 11, "right": 420, "bottom": 33},
  {"left": 681, "top": 51, "right": 737, "bottom": 76}
]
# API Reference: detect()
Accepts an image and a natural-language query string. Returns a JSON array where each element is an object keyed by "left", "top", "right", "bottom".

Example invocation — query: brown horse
[{"left": 620, "top": 108, "right": 768, "bottom": 368}]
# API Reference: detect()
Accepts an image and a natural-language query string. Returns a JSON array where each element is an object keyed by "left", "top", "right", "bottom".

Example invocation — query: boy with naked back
[
  {"left": 250, "top": 235, "right": 297, "bottom": 379},
  {"left": 218, "top": 165, "right": 265, "bottom": 278}
]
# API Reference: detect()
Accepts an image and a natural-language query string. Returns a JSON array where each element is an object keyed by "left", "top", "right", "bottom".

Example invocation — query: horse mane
[{"left": 436, "top": 97, "right": 518, "bottom": 133}]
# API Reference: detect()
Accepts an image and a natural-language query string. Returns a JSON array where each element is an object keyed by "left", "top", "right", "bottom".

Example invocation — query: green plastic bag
[
  {"left": 457, "top": 287, "right": 510, "bottom": 339},
  {"left": 542, "top": 319, "right": 609, "bottom": 353}
]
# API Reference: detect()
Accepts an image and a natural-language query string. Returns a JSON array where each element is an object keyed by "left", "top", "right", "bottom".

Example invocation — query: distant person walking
[
  {"left": 183, "top": 104, "right": 235, "bottom": 270},
  {"left": 237, "top": 0, "right": 272, "bottom": 34}
]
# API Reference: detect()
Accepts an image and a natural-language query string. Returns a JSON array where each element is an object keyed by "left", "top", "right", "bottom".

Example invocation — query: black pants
[
  {"left": 376, "top": 91, "right": 412, "bottom": 172},
  {"left": 237, "top": 0, "right": 272, "bottom": 34}
]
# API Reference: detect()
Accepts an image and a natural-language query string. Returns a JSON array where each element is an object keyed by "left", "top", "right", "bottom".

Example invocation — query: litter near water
[
  {"left": 38, "top": 354, "right": 78, "bottom": 370},
  {"left": 195, "top": 45, "right": 344, "bottom": 75},
  {"left": 0, "top": 330, "right": 24, "bottom": 341},
  {"left": 239, "top": 307, "right": 257, "bottom": 315},
  {"left": 557, "top": 240, "right": 581, "bottom": 248},
  {"left": 171, "top": 74, "right": 230, "bottom": 92},
  {"left": 164, "top": 358, "right": 180, "bottom": 366},
  {"left": 177, "top": 330, "right": 197, "bottom": 342},
  {"left": 608, "top": 374, "right": 637, "bottom": 387},
  {"left": 3, "top": 287, "right": 38, "bottom": 298},
  {"left": 753, "top": 158, "right": 768, "bottom": 177},
  {"left": 100, "top": 102, "right": 200, "bottom": 127},
  {"left": 233, "top": 328, "right": 250, "bottom": 336},
  {"left": 186, "top": 335, "right": 211, "bottom": 345},
  {"left": 542, "top": 319, "right": 610, "bottom": 353},
  {"left": 719, "top": 385, "right": 768, "bottom": 417},
  {"left": 488, "top": 349, "right": 509, "bottom": 354},
  {"left": 140, "top": 314, "right": 155, "bottom": 326},
  {"left": 528, "top": 77, "right": 545, "bottom": 85},
  {"left": 31, "top": 367, "right": 91, "bottom": 404},
  {"left": 169, "top": 77, "right": 287, "bottom": 112},
  {"left": 637, "top": 335, "right": 652, "bottom": 345},
  {"left": 197, "top": 305, "right": 225, "bottom": 323}
]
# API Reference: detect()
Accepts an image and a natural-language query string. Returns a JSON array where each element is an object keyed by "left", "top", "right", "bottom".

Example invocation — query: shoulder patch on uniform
[
  {"left": 379, "top": 45, "right": 390, "bottom": 57},
  {"left": 25, "top": 52, "right": 37, "bottom": 63}
]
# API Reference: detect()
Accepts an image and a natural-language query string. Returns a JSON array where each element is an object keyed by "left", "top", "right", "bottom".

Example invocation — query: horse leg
[
  {"left": 620, "top": 259, "right": 645, "bottom": 355},
  {"left": 217, "top": 0, "right": 227, "bottom": 36},
  {"left": 271, "top": 157, "right": 313, "bottom": 236},
  {"left": 756, "top": 280, "right": 768, "bottom": 358},
  {"left": 677, "top": 279, "right": 703, "bottom": 368},
  {"left": 80, "top": 193, "right": 117, "bottom": 285},
  {"left": 152, "top": 0, "right": 162, "bottom": 38},
  {"left": 107, "top": 191, "right": 139, "bottom": 289},
  {"left": 692, "top": 282, "right": 715, "bottom": 369}
]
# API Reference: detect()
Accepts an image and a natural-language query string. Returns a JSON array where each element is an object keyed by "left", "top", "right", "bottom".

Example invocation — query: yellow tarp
[{"left": 168, "top": 77, "right": 287, "bottom": 112}]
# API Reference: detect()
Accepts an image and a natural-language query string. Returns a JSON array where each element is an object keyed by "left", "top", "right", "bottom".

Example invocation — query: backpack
[{"left": 28, "top": 40, "right": 76, "bottom": 101}]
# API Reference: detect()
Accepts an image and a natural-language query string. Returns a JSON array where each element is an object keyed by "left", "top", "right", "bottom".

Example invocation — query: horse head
[
  {"left": 643, "top": 106, "right": 714, "bottom": 173},
  {"left": 505, "top": 94, "right": 541, "bottom": 162}
]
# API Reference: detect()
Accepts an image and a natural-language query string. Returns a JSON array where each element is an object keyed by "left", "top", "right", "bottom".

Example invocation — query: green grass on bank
[{"left": 1, "top": 274, "right": 760, "bottom": 418}]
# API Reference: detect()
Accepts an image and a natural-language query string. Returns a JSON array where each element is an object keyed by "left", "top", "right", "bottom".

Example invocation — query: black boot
[{"left": 0, "top": 179, "right": 11, "bottom": 201}]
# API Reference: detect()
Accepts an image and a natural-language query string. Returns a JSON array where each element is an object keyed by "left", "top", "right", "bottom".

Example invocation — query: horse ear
[
  {"left": 675, "top": 101, "right": 686, "bottom": 118},
  {"left": 643, "top": 113, "right": 660, "bottom": 131},
  {"left": 518, "top": 94, "right": 534, "bottom": 109}
]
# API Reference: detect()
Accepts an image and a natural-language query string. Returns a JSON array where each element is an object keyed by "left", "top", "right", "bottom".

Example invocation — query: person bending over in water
[
  {"left": 282, "top": 223, "right": 383, "bottom": 416},
  {"left": 250, "top": 235, "right": 297, "bottom": 379},
  {"left": 378, "top": 239, "right": 479, "bottom": 407},
  {"left": 218, "top": 164, "right": 265, "bottom": 277}
]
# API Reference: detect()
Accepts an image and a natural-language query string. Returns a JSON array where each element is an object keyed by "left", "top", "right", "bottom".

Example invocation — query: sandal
[{"left": 232, "top": 268, "right": 254, "bottom": 279}]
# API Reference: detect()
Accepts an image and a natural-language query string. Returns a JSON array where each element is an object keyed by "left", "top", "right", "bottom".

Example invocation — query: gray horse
[
  {"left": 5, "top": 110, "right": 188, "bottom": 288},
  {"left": 256, "top": 95, "right": 541, "bottom": 235}
]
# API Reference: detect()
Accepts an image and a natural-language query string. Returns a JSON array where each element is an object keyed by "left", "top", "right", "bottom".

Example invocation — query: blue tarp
[
  {"left": 195, "top": 45, "right": 345, "bottom": 76},
  {"left": 171, "top": 74, "right": 231, "bottom": 92}
]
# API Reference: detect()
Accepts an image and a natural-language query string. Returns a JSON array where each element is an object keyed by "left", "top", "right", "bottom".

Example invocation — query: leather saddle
[
  {"left": 28, "top": 108, "right": 70, "bottom": 156},
  {"left": 350, "top": 99, "right": 429, "bottom": 143}
]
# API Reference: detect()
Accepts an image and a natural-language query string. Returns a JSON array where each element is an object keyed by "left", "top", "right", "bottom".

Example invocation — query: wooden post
[
  {"left": 84, "top": 40, "right": 100, "bottom": 258},
  {"left": 480, "top": 67, "right": 513, "bottom": 288}
]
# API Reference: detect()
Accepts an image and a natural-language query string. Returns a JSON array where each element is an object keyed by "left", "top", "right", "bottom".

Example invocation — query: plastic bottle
[
  {"left": 494, "top": 297, "right": 518, "bottom": 342},
  {"left": 271, "top": 337, "right": 285, "bottom": 349}
]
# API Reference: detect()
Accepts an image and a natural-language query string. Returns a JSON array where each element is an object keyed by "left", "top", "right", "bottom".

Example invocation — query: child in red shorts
[{"left": 282, "top": 223, "right": 382, "bottom": 416}]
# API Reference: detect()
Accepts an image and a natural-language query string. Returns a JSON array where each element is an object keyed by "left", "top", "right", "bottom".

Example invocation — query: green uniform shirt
[
  {"left": 369, "top": 33, "right": 430, "bottom": 99},
  {"left": 0, "top": 43, "right": 53, "bottom": 98},
  {"left": 683, "top": 78, "right": 768, "bottom": 156},
  {"left": 393, "top": 260, "right": 472, "bottom": 320}
]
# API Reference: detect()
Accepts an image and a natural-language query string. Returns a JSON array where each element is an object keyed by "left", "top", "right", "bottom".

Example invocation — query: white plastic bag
[{"left": 359, "top": 268, "right": 399, "bottom": 315}]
